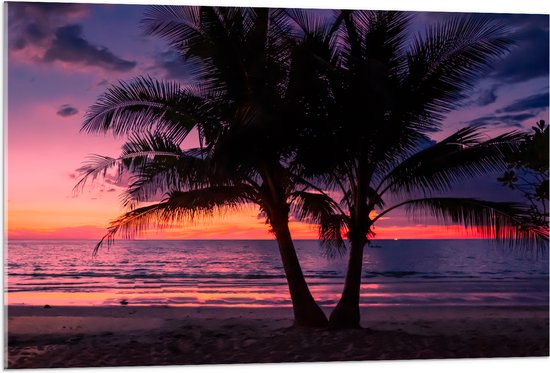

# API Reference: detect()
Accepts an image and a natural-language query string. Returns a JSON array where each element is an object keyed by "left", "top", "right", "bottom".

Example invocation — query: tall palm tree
[
  {"left": 77, "top": 7, "right": 330, "bottom": 327},
  {"left": 283, "top": 10, "right": 547, "bottom": 328}
]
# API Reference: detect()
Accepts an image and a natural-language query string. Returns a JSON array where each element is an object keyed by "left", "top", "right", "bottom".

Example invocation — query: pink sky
[{"left": 3, "top": 1, "right": 548, "bottom": 241}]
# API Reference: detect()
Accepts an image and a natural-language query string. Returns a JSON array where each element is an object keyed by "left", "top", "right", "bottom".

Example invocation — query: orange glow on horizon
[
  {"left": 7, "top": 218, "right": 493, "bottom": 241},
  {"left": 6, "top": 192, "right": 494, "bottom": 241}
]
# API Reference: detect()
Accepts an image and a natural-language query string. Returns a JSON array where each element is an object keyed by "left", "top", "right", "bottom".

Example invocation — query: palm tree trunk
[
  {"left": 271, "top": 214, "right": 328, "bottom": 327},
  {"left": 328, "top": 238, "right": 366, "bottom": 328}
]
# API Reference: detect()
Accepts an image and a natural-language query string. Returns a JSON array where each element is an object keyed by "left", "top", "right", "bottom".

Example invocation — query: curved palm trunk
[
  {"left": 270, "top": 212, "right": 328, "bottom": 327},
  {"left": 329, "top": 238, "right": 366, "bottom": 328}
]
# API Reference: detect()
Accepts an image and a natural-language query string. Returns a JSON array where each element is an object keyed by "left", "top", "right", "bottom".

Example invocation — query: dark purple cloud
[
  {"left": 13, "top": 22, "right": 48, "bottom": 49},
  {"left": 496, "top": 92, "right": 549, "bottom": 114},
  {"left": 8, "top": 2, "right": 87, "bottom": 50},
  {"left": 149, "top": 50, "right": 198, "bottom": 81},
  {"left": 469, "top": 91, "right": 549, "bottom": 129},
  {"left": 408, "top": 12, "right": 547, "bottom": 115},
  {"left": 489, "top": 14, "right": 549, "bottom": 83},
  {"left": 463, "top": 15, "right": 548, "bottom": 130},
  {"left": 418, "top": 13, "right": 548, "bottom": 107},
  {"left": 466, "top": 113, "right": 539, "bottom": 128},
  {"left": 8, "top": 2, "right": 136, "bottom": 72},
  {"left": 462, "top": 84, "right": 501, "bottom": 108},
  {"left": 43, "top": 24, "right": 136, "bottom": 72},
  {"left": 8, "top": 2, "right": 86, "bottom": 19},
  {"left": 56, "top": 104, "right": 79, "bottom": 117},
  {"left": 475, "top": 85, "right": 500, "bottom": 106}
]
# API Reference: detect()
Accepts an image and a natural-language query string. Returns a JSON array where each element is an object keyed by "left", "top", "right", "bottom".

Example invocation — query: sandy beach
[{"left": 5, "top": 305, "right": 549, "bottom": 368}]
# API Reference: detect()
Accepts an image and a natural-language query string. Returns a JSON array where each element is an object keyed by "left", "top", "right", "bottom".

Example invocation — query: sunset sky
[{"left": 4, "top": 0, "right": 549, "bottom": 240}]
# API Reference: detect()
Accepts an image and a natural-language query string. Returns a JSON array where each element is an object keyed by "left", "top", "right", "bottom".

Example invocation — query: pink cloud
[
  {"left": 8, "top": 2, "right": 89, "bottom": 63},
  {"left": 7, "top": 2, "right": 136, "bottom": 74}
]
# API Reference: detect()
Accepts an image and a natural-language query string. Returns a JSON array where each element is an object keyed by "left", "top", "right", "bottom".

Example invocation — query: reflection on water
[{"left": 5, "top": 239, "right": 549, "bottom": 307}]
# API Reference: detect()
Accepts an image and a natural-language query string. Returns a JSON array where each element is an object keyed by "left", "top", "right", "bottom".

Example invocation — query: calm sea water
[{"left": 5, "top": 239, "right": 549, "bottom": 307}]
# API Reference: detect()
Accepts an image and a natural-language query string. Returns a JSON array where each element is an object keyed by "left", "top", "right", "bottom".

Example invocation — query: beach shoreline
[{"left": 6, "top": 305, "right": 549, "bottom": 368}]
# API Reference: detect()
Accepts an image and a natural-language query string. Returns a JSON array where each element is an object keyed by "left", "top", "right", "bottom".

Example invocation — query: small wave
[
  {"left": 202, "top": 298, "right": 290, "bottom": 305},
  {"left": 364, "top": 271, "right": 422, "bottom": 278},
  {"left": 420, "top": 275, "right": 478, "bottom": 279}
]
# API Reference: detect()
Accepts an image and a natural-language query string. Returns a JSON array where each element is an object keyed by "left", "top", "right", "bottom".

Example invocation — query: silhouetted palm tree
[
  {"left": 78, "top": 7, "right": 547, "bottom": 331},
  {"left": 77, "top": 7, "right": 330, "bottom": 327},
  {"left": 284, "top": 10, "right": 547, "bottom": 328}
]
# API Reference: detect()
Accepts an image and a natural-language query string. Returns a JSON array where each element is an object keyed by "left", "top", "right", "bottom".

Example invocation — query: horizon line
[{"left": 6, "top": 237, "right": 503, "bottom": 241}]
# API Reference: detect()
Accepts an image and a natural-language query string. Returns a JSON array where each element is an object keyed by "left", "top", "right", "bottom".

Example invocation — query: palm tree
[
  {"left": 283, "top": 10, "right": 547, "bottom": 328},
  {"left": 325, "top": 127, "right": 546, "bottom": 328},
  {"left": 77, "top": 7, "right": 331, "bottom": 327}
]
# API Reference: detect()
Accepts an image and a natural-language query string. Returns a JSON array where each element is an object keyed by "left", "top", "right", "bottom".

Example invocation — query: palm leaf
[
  {"left": 74, "top": 132, "right": 188, "bottom": 193},
  {"left": 374, "top": 197, "right": 548, "bottom": 250},
  {"left": 405, "top": 15, "right": 512, "bottom": 124},
  {"left": 144, "top": 6, "right": 250, "bottom": 101},
  {"left": 377, "top": 128, "right": 523, "bottom": 196},
  {"left": 122, "top": 156, "right": 216, "bottom": 210},
  {"left": 93, "top": 185, "right": 259, "bottom": 255},
  {"left": 284, "top": 8, "right": 335, "bottom": 39},
  {"left": 368, "top": 15, "right": 513, "bottom": 175},
  {"left": 73, "top": 150, "right": 181, "bottom": 194},
  {"left": 298, "top": 10, "right": 416, "bottom": 178},
  {"left": 141, "top": 6, "right": 203, "bottom": 54},
  {"left": 338, "top": 11, "right": 411, "bottom": 73},
  {"left": 290, "top": 190, "right": 349, "bottom": 256},
  {"left": 81, "top": 76, "right": 213, "bottom": 144}
]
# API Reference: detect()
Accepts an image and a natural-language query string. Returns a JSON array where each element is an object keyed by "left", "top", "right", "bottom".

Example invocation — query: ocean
[{"left": 5, "top": 239, "right": 549, "bottom": 308}]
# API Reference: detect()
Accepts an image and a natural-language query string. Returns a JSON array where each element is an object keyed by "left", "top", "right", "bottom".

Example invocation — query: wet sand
[{"left": 5, "top": 305, "right": 549, "bottom": 368}]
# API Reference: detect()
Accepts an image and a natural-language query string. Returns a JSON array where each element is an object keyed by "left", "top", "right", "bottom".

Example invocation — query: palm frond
[
  {"left": 341, "top": 10, "right": 411, "bottom": 73},
  {"left": 290, "top": 190, "right": 349, "bottom": 256},
  {"left": 93, "top": 185, "right": 259, "bottom": 255},
  {"left": 74, "top": 154, "right": 120, "bottom": 193},
  {"left": 145, "top": 6, "right": 250, "bottom": 101},
  {"left": 374, "top": 197, "right": 548, "bottom": 250},
  {"left": 122, "top": 131, "right": 183, "bottom": 156},
  {"left": 405, "top": 15, "right": 512, "bottom": 124},
  {"left": 265, "top": 9, "right": 298, "bottom": 71},
  {"left": 74, "top": 132, "right": 186, "bottom": 194},
  {"left": 121, "top": 151, "right": 218, "bottom": 209},
  {"left": 141, "top": 6, "right": 203, "bottom": 55},
  {"left": 143, "top": 6, "right": 296, "bottom": 106},
  {"left": 378, "top": 127, "right": 523, "bottom": 196},
  {"left": 299, "top": 10, "right": 415, "bottom": 175},
  {"left": 284, "top": 8, "right": 335, "bottom": 39},
  {"left": 81, "top": 76, "right": 211, "bottom": 144}
]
